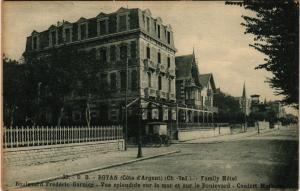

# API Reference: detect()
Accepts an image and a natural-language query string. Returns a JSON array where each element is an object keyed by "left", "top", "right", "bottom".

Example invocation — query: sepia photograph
[{"left": 1, "top": 0, "right": 299, "bottom": 190}]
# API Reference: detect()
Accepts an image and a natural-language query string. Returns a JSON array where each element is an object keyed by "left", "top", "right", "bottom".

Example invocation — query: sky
[{"left": 2, "top": 1, "right": 297, "bottom": 114}]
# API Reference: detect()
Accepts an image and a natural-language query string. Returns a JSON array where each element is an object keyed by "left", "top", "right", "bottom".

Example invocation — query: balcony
[
  {"left": 206, "top": 106, "right": 218, "bottom": 113},
  {"left": 144, "top": 59, "right": 157, "bottom": 70},
  {"left": 185, "top": 99, "right": 202, "bottom": 107},
  {"left": 156, "top": 90, "right": 168, "bottom": 100},
  {"left": 144, "top": 87, "right": 157, "bottom": 98},
  {"left": 168, "top": 93, "right": 176, "bottom": 101},
  {"left": 167, "top": 68, "right": 176, "bottom": 76},
  {"left": 157, "top": 63, "right": 167, "bottom": 73}
]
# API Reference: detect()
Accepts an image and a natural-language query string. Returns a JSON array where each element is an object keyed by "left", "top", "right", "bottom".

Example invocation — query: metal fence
[{"left": 3, "top": 125, "right": 123, "bottom": 148}]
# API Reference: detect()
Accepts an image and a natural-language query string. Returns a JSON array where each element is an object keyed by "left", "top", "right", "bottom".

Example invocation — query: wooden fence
[{"left": 3, "top": 125, "right": 123, "bottom": 148}]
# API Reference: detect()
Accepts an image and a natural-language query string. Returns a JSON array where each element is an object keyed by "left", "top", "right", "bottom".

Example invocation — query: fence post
[
  {"left": 46, "top": 126, "right": 48, "bottom": 145},
  {"left": 3, "top": 127, "right": 6, "bottom": 148},
  {"left": 9, "top": 126, "right": 13, "bottom": 148},
  {"left": 26, "top": 126, "right": 29, "bottom": 147},
  {"left": 99, "top": 126, "right": 101, "bottom": 141},
  {"left": 71, "top": 126, "right": 73, "bottom": 143},
  {"left": 16, "top": 126, "right": 19, "bottom": 148},
  {"left": 79, "top": 126, "right": 81, "bottom": 143},
  {"left": 41, "top": 126, "right": 44, "bottom": 145},
  {"left": 37, "top": 126, "right": 40, "bottom": 146}
]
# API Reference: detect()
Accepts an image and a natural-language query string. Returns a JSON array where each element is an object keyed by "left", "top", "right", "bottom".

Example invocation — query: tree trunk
[
  {"left": 57, "top": 106, "right": 64, "bottom": 127},
  {"left": 85, "top": 100, "right": 91, "bottom": 128},
  {"left": 9, "top": 107, "right": 15, "bottom": 127}
]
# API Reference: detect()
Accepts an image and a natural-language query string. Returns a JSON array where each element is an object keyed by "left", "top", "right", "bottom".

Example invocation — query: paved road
[{"left": 19, "top": 127, "right": 298, "bottom": 191}]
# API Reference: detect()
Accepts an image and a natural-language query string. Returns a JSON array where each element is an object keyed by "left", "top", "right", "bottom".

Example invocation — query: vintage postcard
[{"left": 2, "top": 1, "right": 299, "bottom": 190}]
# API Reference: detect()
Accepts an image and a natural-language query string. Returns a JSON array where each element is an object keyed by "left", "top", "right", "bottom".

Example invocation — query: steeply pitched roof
[
  {"left": 175, "top": 54, "right": 202, "bottom": 87},
  {"left": 175, "top": 54, "right": 193, "bottom": 79},
  {"left": 199, "top": 73, "right": 216, "bottom": 90}
]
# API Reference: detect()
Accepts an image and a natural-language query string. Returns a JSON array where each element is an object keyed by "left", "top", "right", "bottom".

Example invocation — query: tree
[
  {"left": 4, "top": 47, "right": 106, "bottom": 126},
  {"left": 226, "top": 0, "right": 299, "bottom": 108},
  {"left": 214, "top": 91, "right": 244, "bottom": 123}
]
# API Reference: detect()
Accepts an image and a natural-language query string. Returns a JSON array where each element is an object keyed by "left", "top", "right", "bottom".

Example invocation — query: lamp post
[
  {"left": 137, "top": 98, "right": 143, "bottom": 158},
  {"left": 124, "top": 58, "right": 128, "bottom": 150}
]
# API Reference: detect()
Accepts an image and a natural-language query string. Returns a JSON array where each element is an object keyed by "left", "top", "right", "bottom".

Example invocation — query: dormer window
[
  {"left": 146, "top": 17, "right": 150, "bottom": 32},
  {"left": 167, "top": 31, "right": 171, "bottom": 44},
  {"left": 79, "top": 23, "right": 87, "bottom": 40},
  {"left": 64, "top": 28, "right": 71, "bottom": 43},
  {"left": 157, "top": 25, "right": 161, "bottom": 38},
  {"left": 118, "top": 14, "right": 127, "bottom": 32},
  {"left": 50, "top": 30, "right": 57, "bottom": 46},
  {"left": 98, "top": 19, "right": 107, "bottom": 35},
  {"left": 32, "top": 36, "right": 38, "bottom": 50}
]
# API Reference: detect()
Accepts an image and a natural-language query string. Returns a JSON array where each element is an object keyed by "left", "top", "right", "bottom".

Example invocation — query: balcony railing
[
  {"left": 206, "top": 106, "right": 219, "bottom": 113},
  {"left": 185, "top": 99, "right": 202, "bottom": 107},
  {"left": 156, "top": 90, "right": 168, "bottom": 99},
  {"left": 145, "top": 87, "right": 157, "bottom": 98},
  {"left": 167, "top": 68, "right": 176, "bottom": 76},
  {"left": 144, "top": 59, "right": 157, "bottom": 70},
  {"left": 168, "top": 93, "right": 176, "bottom": 101},
  {"left": 158, "top": 63, "right": 167, "bottom": 73}
]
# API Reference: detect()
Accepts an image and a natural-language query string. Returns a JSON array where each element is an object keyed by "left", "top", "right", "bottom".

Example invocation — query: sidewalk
[
  {"left": 4, "top": 146, "right": 180, "bottom": 189},
  {"left": 179, "top": 127, "right": 276, "bottom": 144}
]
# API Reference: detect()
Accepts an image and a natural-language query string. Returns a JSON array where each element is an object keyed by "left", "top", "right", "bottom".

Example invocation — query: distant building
[
  {"left": 175, "top": 51, "right": 217, "bottom": 123},
  {"left": 239, "top": 83, "right": 251, "bottom": 115}
]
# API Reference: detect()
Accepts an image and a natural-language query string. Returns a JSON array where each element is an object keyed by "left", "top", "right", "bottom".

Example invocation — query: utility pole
[{"left": 124, "top": 58, "right": 128, "bottom": 150}]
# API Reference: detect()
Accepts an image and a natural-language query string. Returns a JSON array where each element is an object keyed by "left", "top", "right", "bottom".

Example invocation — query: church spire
[{"left": 242, "top": 81, "right": 246, "bottom": 98}]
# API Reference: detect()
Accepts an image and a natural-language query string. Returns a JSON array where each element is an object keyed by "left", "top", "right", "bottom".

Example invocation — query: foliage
[
  {"left": 226, "top": 0, "right": 299, "bottom": 107},
  {"left": 3, "top": 48, "right": 105, "bottom": 126},
  {"left": 214, "top": 91, "right": 244, "bottom": 123}
]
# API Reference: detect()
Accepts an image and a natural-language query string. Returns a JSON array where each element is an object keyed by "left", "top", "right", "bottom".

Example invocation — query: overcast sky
[{"left": 3, "top": 1, "right": 297, "bottom": 114}]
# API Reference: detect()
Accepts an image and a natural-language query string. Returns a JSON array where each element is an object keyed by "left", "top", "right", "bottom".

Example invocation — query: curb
[
  {"left": 175, "top": 128, "right": 277, "bottom": 144},
  {"left": 17, "top": 150, "right": 180, "bottom": 188}
]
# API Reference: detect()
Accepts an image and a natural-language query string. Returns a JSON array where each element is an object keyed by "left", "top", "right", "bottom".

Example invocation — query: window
[
  {"left": 157, "top": 52, "right": 161, "bottom": 64},
  {"left": 120, "top": 71, "right": 126, "bottom": 90},
  {"left": 100, "top": 73, "right": 107, "bottom": 85},
  {"left": 158, "top": 76, "right": 162, "bottom": 90},
  {"left": 146, "top": 17, "right": 150, "bottom": 32},
  {"left": 146, "top": 47, "right": 150, "bottom": 59},
  {"left": 99, "top": 49, "right": 107, "bottom": 64},
  {"left": 110, "top": 73, "right": 117, "bottom": 90},
  {"left": 130, "top": 41, "right": 136, "bottom": 58},
  {"left": 164, "top": 28, "right": 167, "bottom": 38},
  {"left": 147, "top": 72, "right": 151, "bottom": 87},
  {"left": 80, "top": 24, "right": 87, "bottom": 40},
  {"left": 110, "top": 45, "right": 116, "bottom": 62},
  {"left": 33, "top": 36, "right": 38, "bottom": 49},
  {"left": 119, "top": 15, "right": 127, "bottom": 32},
  {"left": 131, "top": 70, "right": 137, "bottom": 90},
  {"left": 99, "top": 20, "right": 106, "bottom": 35},
  {"left": 168, "top": 79, "right": 172, "bottom": 92},
  {"left": 51, "top": 31, "right": 56, "bottom": 46},
  {"left": 65, "top": 28, "right": 71, "bottom": 43},
  {"left": 120, "top": 45, "right": 128, "bottom": 61},
  {"left": 167, "top": 57, "right": 170, "bottom": 68},
  {"left": 167, "top": 31, "right": 171, "bottom": 44},
  {"left": 157, "top": 25, "right": 160, "bottom": 38}
]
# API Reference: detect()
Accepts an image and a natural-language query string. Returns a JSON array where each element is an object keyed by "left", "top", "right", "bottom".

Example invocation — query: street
[{"left": 15, "top": 127, "right": 298, "bottom": 190}]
